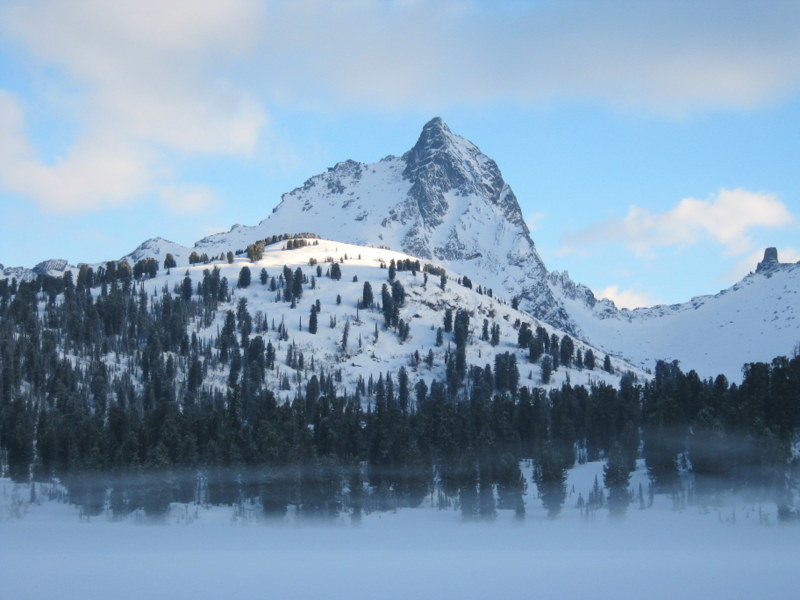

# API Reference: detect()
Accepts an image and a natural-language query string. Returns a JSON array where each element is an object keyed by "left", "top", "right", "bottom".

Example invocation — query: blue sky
[{"left": 1, "top": 0, "right": 799, "bottom": 307}]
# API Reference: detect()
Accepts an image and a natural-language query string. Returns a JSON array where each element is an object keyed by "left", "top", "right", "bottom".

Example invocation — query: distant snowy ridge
[
  {"left": 1, "top": 258, "right": 72, "bottom": 281},
  {"left": 555, "top": 248, "right": 800, "bottom": 380}
]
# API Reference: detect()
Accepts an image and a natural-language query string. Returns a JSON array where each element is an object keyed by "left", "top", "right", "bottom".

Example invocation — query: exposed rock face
[
  {"left": 1, "top": 258, "right": 70, "bottom": 281},
  {"left": 756, "top": 247, "right": 779, "bottom": 273},
  {"left": 32, "top": 259, "right": 69, "bottom": 276}
]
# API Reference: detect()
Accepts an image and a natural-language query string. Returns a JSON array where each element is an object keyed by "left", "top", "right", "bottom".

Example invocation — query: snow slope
[
  {"left": 128, "top": 238, "right": 639, "bottom": 402},
  {"left": 553, "top": 250, "right": 800, "bottom": 380}
]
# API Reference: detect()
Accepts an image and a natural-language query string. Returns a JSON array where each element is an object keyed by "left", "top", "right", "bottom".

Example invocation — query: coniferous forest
[{"left": 1, "top": 261, "right": 798, "bottom": 522}]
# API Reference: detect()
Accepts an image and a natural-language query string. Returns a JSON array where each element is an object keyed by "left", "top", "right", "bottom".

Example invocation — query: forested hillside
[{"left": 0, "top": 236, "right": 798, "bottom": 519}]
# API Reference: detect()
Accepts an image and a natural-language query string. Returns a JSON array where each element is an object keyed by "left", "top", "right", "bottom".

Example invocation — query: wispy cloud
[
  {"left": 594, "top": 285, "right": 662, "bottom": 310},
  {"left": 526, "top": 212, "right": 546, "bottom": 232},
  {"left": 562, "top": 188, "right": 794, "bottom": 258},
  {"left": 0, "top": 91, "right": 152, "bottom": 212},
  {"left": 158, "top": 184, "right": 219, "bottom": 215},
  {"left": 256, "top": 0, "right": 800, "bottom": 114},
  {"left": 0, "top": 0, "right": 266, "bottom": 212}
]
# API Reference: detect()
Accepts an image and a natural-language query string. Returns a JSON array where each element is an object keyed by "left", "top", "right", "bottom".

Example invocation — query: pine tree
[
  {"left": 330, "top": 263, "right": 342, "bottom": 281},
  {"left": 238, "top": 266, "right": 251, "bottom": 288},
  {"left": 182, "top": 274, "right": 193, "bottom": 300},
  {"left": 490, "top": 323, "right": 500, "bottom": 347},
  {"left": 308, "top": 306, "right": 318, "bottom": 334},
  {"left": 341, "top": 319, "right": 350, "bottom": 353},
  {"left": 246, "top": 242, "right": 264, "bottom": 262},
  {"left": 540, "top": 355, "right": 552, "bottom": 384},
  {"left": 604, "top": 443, "right": 632, "bottom": 518},
  {"left": 391, "top": 280, "right": 405, "bottom": 307},
  {"left": 293, "top": 267, "right": 304, "bottom": 299},
  {"left": 560, "top": 334, "right": 574, "bottom": 367},
  {"left": 585, "top": 349, "right": 596, "bottom": 370},
  {"left": 533, "top": 443, "right": 567, "bottom": 518},
  {"left": 362, "top": 281, "right": 374, "bottom": 308}
]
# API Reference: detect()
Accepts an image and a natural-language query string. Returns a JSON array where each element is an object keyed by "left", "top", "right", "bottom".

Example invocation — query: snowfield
[{"left": 559, "top": 260, "right": 800, "bottom": 382}]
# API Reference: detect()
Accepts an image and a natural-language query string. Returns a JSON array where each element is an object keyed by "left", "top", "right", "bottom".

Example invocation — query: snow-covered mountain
[
  {"left": 125, "top": 117, "right": 572, "bottom": 332},
  {"left": 5, "top": 118, "right": 797, "bottom": 381}
]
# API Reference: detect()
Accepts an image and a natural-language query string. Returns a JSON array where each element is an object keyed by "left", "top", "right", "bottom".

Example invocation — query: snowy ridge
[
  {"left": 1, "top": 258, "right": 72, "bottom": 281},
  {"left": 554, "top": 250, "right": 800, "bottom": 380}
]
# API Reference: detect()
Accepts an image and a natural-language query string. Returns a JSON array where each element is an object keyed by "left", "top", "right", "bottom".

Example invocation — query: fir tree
[
  {"left": 308, "top": 306, "right": 318, "bottom": 334},
  {"left": 238, "top": 266, "right": 251, "bottom": 288},
  {"left": 585, "top": 349, "right": 596, "bottom": 370},
  {"left": 362, "top": 281, "right": 374, "bottom": 308}
]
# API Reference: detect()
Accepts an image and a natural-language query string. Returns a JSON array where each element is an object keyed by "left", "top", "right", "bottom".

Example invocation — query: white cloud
[
  {"left": 594, "top": 285, "right": 662, "bottom": 310},
  {"left": 3, "top": 0, "right": 800, "bottom": 214},
  {"left": 725, "top": 246, "right": 800, "bottom": 281},
  {"left": 565, "top": 189, "right": 794, "bottom": 258},
  {"left": 0, "top": 0, "right": 266, "bottom": 212},
  {"left": 2, "top": 0, "right": 266, "bottom": 154},
  {"left": 0, "top": 91, "right": 152, "bottom": 212}
]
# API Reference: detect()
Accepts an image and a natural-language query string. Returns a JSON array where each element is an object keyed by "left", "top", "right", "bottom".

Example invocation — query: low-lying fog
[{"left": 2, "top": 460, "right": 798, "bottom": 600}]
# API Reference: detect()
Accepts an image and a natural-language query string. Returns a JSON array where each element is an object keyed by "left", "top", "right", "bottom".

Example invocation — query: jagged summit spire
[
  {"left": 756, "top": 247, "right": 779, "bottom": 273},
  {"left": 409, "top": 116, "right": 458, "bottom": 155},
  {"left": 421, "top": 116, "right": 450, "bottom": 134}
]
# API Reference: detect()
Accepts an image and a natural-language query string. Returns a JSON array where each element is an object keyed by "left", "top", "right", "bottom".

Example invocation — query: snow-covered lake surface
[{"left": 2, "top": 462, "right": 798, "bottom": 600}]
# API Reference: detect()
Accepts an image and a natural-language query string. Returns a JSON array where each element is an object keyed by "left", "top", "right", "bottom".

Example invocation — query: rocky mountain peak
[
  {"left": 400, "top": 118, "right": 523, "bottom": 233},
  {"left": 408, "top": 117, "right": 456, "bottom": 153}
]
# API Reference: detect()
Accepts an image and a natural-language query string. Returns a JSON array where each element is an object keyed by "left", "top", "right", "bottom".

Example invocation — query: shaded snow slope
[{"left": 553, "top": 251, "right": 800, "bottom": 381}]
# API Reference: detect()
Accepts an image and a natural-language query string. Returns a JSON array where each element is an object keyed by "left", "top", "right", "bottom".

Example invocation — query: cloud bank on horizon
[{"left": 562, "top": 188, "right": 795, "bottom": 258}]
